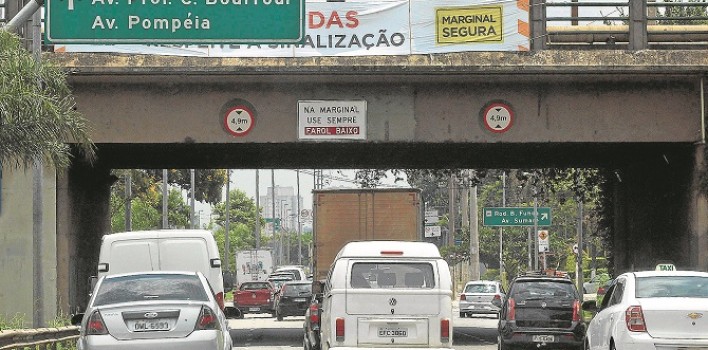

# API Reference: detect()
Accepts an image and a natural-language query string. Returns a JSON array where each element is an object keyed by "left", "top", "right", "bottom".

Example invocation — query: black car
[
  {"left": 496, "top": 272, "right": 585, "bottom": 350},
  {"left": 274, "top": 280, "right": 312, "bottom": 321}
]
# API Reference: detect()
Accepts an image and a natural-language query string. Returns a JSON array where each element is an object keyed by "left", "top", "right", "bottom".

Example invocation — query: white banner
[{"left": 54, "top": 0, "right": 529, "bottom": 56}]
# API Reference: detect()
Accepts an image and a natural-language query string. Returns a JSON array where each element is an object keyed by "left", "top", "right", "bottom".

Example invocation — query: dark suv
[{"left": 495, "top": 273, "right": 585, "bottom": 350}]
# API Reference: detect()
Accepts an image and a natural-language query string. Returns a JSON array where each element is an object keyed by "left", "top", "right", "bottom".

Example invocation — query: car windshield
[
  {"left": 350, "top": 262, "right": 435, "bottom": 289},
  {"left": 636, "top": 276, "right": 708, "bottom": 298},
  {"left": 512, "top": 280, "right": 576, "bottom": 299},
  {"left": 283, "top": 283, "right": 312, "bottom": 296},
  {"left": 465, "top": 283, "right": 497, "bottom": 293},
  {"left": 93, "top": 274, "right": 209, "bottom": 306}
]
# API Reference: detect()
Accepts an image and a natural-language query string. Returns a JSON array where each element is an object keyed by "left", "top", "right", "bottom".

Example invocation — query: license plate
[
  {"left": 132, "top": 319, "right": 170, "bottom": 332},
  {"left": 249, "top": 307, "right": 261, "bottom": 312},
  {"left": 532, "top": 335, "right": 555, "bottom": 343},
  {"left": 294, "top": 298, "right": 307, "bottom": 302},
  {"left": 378, "top": 328, "right": 408, "bottom": 337}
]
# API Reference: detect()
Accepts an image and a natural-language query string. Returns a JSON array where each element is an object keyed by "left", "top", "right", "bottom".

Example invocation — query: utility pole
[
  {"left": 500, "top": 171, "right": 506, "bottom": 286},
  {"left": 469, "top": 183, "right": 480, "bottom": 280},
  {"left": 271, "top": 170, "right": 278, "bottom": 265},
  {"left": 225, "top": 169, "right": 231, "bottom": 272},
  {"left": 448, "top": 173, "right": 456, "bottom": 247},
  {"left": 125, "top": 172, "right": 132, "bottom": 231},
  {"left": 162, "top": 169, "right": 168, "bottom": 229},
  {"left": 255, "top": 169, "right": 260, "bottom": 250},
  {"left": 31, "top": 6, "right": 43, "bottom": 327},
  {"left": 190, "top": 169, "right": 196, "bottom": 229},
  {"left": 297, "top": 170, "right": 302, "bottom": 265}
]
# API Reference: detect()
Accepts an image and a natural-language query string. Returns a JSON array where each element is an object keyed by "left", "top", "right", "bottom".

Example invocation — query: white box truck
[{"left": 235, "top": 249, "right": 274, "bottom": 285}]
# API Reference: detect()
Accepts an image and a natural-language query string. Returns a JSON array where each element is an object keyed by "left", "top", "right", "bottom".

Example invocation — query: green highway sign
[
  {"left": 482, "top": 207, "right": 551, "bottom": 227},
  {"left": 46, "top": 0, "right": 305, "bottom": 44}
]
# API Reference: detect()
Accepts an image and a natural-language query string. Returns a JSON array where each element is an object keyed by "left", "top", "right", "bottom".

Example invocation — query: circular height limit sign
[
  {"left": 482, "top": 101, "right": 514, "bottom": 133},
  {"left": 223, "top": 105, "right": 255, "bottom": 137}
]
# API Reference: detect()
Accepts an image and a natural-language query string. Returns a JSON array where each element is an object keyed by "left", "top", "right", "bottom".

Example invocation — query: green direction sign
[
  {"left": 482, "top": 207, "right": 551, "bottom": 227},
  {"left": 46, "top": 0, "right": 305, "bottom": 44}
]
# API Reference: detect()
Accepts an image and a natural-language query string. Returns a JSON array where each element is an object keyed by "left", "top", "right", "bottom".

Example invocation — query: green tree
[
  {"left": 110, "top": 187, "right": 190, "bottom": 231},
  {"left": 211, "top": 189, "right": 266, "bottom": 268},
  {"left": 0, "top": 30, "right": 94, "bottom": 169}
]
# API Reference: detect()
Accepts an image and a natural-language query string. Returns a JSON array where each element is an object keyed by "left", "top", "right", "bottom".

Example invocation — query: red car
[{"left": 233, "top": 281, "right": 276, "bottom": 317}]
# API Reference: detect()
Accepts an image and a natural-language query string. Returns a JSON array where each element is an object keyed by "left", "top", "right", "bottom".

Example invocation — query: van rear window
[{"left": 350, "top": 262, "right": 435, "bottom": 289}]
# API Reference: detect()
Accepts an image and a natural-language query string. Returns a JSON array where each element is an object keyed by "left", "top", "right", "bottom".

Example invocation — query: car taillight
[
  {"left": 195, "top": 305, "right": 219, "bottom": 331},
  {"left": 215, "top": 292, "right": 225, "bottom": 311},
  {"left": 507, "top": 298, "right": 516, "bottom": 320},
  {"left": 625, "top": 305, "right": 647, "bottom": 332},
  {"left": 309, "top": 304, "right": 320, "bottom": 325},
  {"left": 440, "top": 318, "right": 450, "bottom": 342},
  {"left": 460, "top": 294, "right": 466, "bottom": 301},
  {"left": 86, "top": 311, "right": 108, "bottom": 335},
  {"left": 335, "top": 317, "right": 345, "bottom": 341},
  {"left": 572, "top": 300, "right": 581, "bottom": 322}
]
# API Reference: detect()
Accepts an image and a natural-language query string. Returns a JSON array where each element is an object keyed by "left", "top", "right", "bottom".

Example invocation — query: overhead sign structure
[
  {"left": 223, "top": 105, "right": 255, "bottom": 137},
  {"left": 298, "top": 100, "right": 367, "bottom": 141},
  {"left": 46, "top": 0, "right": 305, "bottom": 44},
  {"left": 482, "top": 207, "right": 551, "bottom": 226},
  {"left": 482, "top": 101, "right": 514, "bottom": 134}
]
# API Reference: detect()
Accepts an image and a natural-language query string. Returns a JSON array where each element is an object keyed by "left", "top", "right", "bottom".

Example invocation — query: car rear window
[
  {"left": 636, "top": 276, "right": 708, "bottom": 298},
  {"left": 350, "top": 262, "right": 435, "bottom": 289},
  {"left": 241, "top": 282, "right": 270, "bottom": 290},
  {"left": 465, "top": 283, "right": 497, "bottom": 293},
  {"left": 93, "top": 274, "right": 209, "bottom": 306},
  {"left": 283, "top": 283, "right": 312, "bottom": 296},
  {"left": 511, "top": 280, "right": 577, "bottom": 299}
]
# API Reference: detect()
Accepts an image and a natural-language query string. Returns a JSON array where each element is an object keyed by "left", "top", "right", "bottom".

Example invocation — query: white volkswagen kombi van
[
  {"left": 320, "top": 241, "right": 453, "bottom": 350},
  {"left": 96, "top": 229, "right": 226, "bottom": 309}
]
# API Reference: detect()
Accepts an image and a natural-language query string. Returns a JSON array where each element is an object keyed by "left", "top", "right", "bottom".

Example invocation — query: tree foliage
[{"left": 0, "top": 30, "right": 95, "bottom": 169}]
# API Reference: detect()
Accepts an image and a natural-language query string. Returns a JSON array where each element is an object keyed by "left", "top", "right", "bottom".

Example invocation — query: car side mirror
[
  {"left": 224, "top": 306, "right": 241, "bottom": 319},
  {"left": 581, "top": 300, "right": 598, "bottom": 313},
  {"left": 71, "top": 313, "right": 85, "bottom": 326},
  {"left": 491, "top": 297, "right": 503, "bottom": 308}
]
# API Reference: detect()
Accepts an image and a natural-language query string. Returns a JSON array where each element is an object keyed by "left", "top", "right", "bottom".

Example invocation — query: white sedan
[{"left": 582, "top": 270, "right": 708, "bottom": 350}]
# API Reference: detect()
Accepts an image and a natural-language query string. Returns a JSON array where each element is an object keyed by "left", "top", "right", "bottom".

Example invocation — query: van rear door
[
  {"left": 157, "top": 237, "right": 210, "bottom": 273},
  {"left": 105, "top": 239, "right": 159, "bottom": 274},
  {"left": 345, "top": 261, "right": 441, "bottom": 346}
]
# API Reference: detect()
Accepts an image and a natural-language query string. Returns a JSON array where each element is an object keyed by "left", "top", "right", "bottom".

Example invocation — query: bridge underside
[{"left": 52, "top": 51, "right": 708, "bottom": 313}]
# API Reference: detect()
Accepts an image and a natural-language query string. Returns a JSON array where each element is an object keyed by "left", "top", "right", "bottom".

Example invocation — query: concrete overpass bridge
[{"left": 1, "top": 0, "right": 707, "bottom": 325}]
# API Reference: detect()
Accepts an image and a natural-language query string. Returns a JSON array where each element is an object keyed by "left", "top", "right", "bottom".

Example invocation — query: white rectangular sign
[
  {"left": 298, "top": 100, "right": 367, "bottom": 141},
  {"left": 425, "top": 226, "right": 442, "bottom": 238},
  {"left": 538, "top": 229, "right": 550, "bottom": 252}
]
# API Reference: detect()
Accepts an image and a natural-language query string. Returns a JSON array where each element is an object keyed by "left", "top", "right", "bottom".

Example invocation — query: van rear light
[
  {"left": 195, "top": 305, "right": 219, "bottom": 331},
  {"left": 440, "top": 318, "right": 450, "bottom": 342},
  {"left": 572, "top": 300, "right": 581, "bottom": 322},
  {"left": 380, "top": 250, "right": 403, "bottom": 256},
  {"left": 507, "top": 298, "right": 516, "bottom": 321},
  {"left": 335, "top": 318, "right": 345, "bottom": 341},
  {"left": 215, "top": 292, "right": 225, "bottom": 311},
  {"left": 86, "top": 311, "right": 108, "bottom": 335},
  {"left": 625, "top": 305, "right": 647, "bottom": 332},
  {"left": 460, "top": 294, "right": 466, "bottom": 301}
]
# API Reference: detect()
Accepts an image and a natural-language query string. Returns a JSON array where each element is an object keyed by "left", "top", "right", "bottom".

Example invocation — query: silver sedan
[{"left": 72, "top": 271, "right": 239, "bottom": 350}]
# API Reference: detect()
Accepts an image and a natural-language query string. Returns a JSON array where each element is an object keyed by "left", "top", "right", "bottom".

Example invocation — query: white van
[
  {"left": 97, "top": 229, "right": 226, "bottom": 310},
  {"left": 320, "top": 241, "right": 453, "bottom": 350}
]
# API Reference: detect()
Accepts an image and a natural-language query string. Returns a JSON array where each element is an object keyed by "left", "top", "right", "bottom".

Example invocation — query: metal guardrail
[
  {"left": 542, "top": 0, "right": 708, "bottom": 49},
  {"left": 0, "top": 327, "right": 79, "bottom": 350}
]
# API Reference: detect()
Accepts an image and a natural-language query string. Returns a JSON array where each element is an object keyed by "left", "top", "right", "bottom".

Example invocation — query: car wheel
[
  {"left": 610, "top": 340, "right": 616, "bottom": 350},
  {"left": 277, "top": 310, "right": 284, "bottom": 321},
  {"left": 459, "top": 312, "right": 466, "bottom": 318}
]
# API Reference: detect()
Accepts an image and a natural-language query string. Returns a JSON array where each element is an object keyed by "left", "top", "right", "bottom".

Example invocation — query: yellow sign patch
[{"left": 436, "top": 6, "right": 504, "bottom": 44}]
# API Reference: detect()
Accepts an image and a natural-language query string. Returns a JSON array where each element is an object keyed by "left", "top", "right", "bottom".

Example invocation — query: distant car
[
  {"left": 268, "top": 272, "right": 295, "bottom": 290},
  {"left": 458, "top": 280, "right": 505, "bottom": 318},
  {"left": 582, "top": 270, "right": 708, "bottom": 350},
  {"left": 233, "top": 281, "right": 276, "bottom": 317},
  {"left": 274, "top": 280, "right": 312, "bottom": 321},
  {"left": 594, "top": 277, "right": 616, "bottom": 307},
  {"left": 582, "top": 273, "right": 611, "bottom": 294},
  {"left": 72, "top": 271, "right": 238, "bottom": 350},
  {"left": 274, "top": 265, "right": 308, "bottom": 281},
  {"left": 496, "top": 272, "right": 585, "bottom": 350}
]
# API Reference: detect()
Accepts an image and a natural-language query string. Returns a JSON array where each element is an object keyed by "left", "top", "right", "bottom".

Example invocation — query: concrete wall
[{"left": 0, "top": 165, "right": 57, "bottom": 326}]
